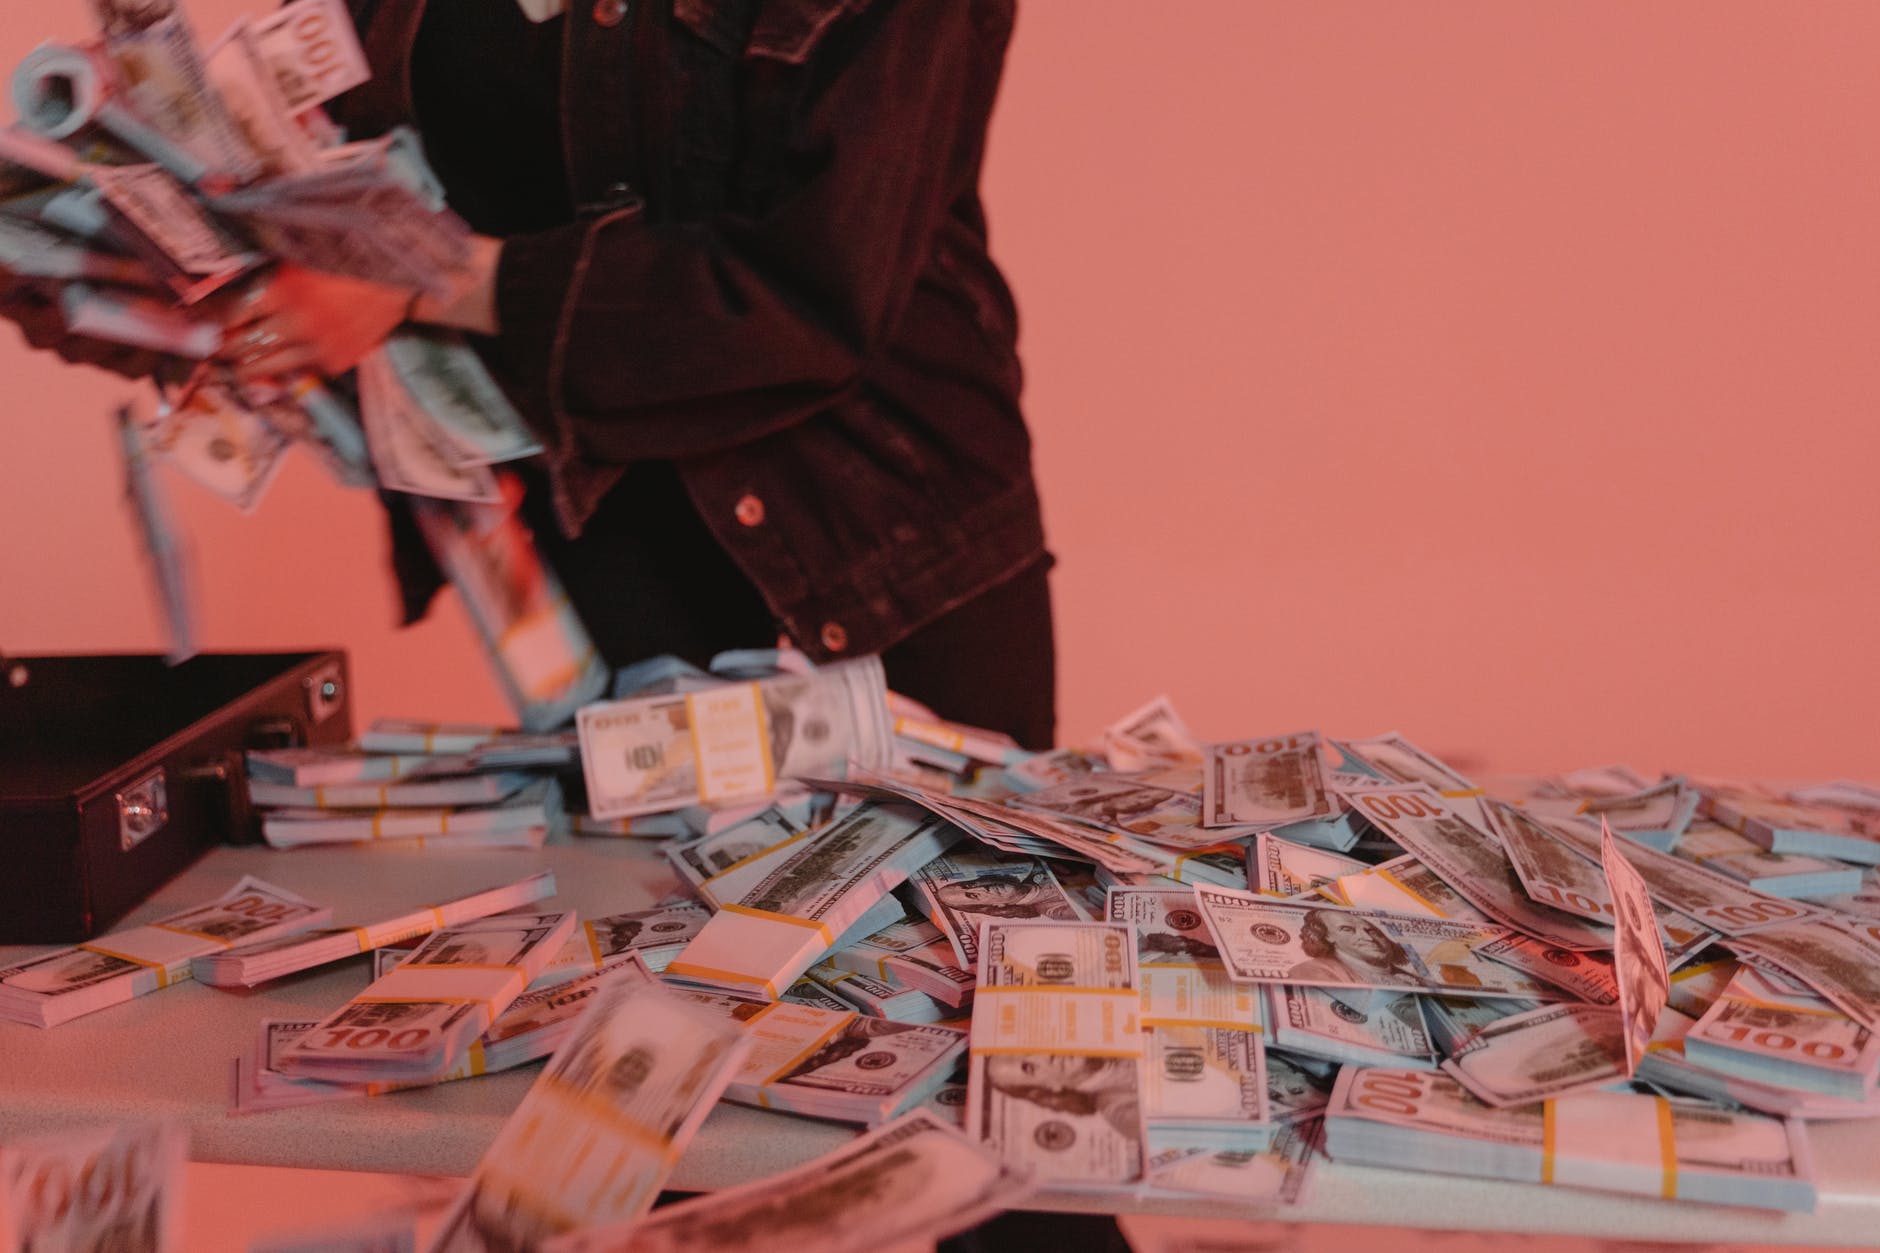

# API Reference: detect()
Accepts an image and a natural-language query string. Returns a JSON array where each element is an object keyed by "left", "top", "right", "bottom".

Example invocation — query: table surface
[{"left": 5, "top": 836, "right": 1880, "bottom": 1247}]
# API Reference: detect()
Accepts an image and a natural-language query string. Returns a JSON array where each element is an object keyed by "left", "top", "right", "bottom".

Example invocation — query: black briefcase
[{"left": 0, "top": 650, "right": 352, "bottom": 944}]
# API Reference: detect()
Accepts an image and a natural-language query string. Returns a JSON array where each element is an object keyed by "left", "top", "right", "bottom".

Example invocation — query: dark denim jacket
[{"left": 338, "top": 0, "right": 1047, "bottom": 662}]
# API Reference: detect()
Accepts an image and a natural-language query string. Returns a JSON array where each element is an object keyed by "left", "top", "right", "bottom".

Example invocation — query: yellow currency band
[
  {"left": 1376, "top": 869, "right": 1447, "bottom": 917},
  {"left": 1141, "top": 1016, "right": 1254, "bottom": 1031},
  {"left": 468, "top": 1040, "right": 487, "bottom": 1076},
  {"left": 584, "top": 921, "right": 606, "bottom": 969},
  {"left": 79, "top": 943, "right": 175, "bottom": 988},
  {"left": 152, "top": 923, "right": 236, "bottom": 948},
  {"left": 705, "top": 831, "right": 811, "bottom": 884},
  {"left": 1654, "top": 1095, "right": 1679, "bottom": 1198},
  {"left": 1541, "top": 1099, "right": 1557, "bottom": 1184},
  {"left": 720, "top": 902, "right": 834, "bottom": 946},
  {"left": 761, "top": 1010, "right": 855, "bottom": 1085},
  {"left": 540, "top": 1073, "right": 675, "bottom": 1155},
  {"left": 970, "top": 1044, "right": 1141, "bottom": 1058},
  {"left": 976, "top": 984, "right": 1140, "bottom": 998},
  {"left": 663, "top": 961, "right": 779, "bottom": 1000}
]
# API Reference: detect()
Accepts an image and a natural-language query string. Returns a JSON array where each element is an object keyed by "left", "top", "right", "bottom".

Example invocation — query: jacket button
[
  {"left": 734, "top": 494, "right": 766, "bottom": 528},
  {"left": 820, "top": 622, "right": 849, "bottom": 653},
  {"left": 592, "top": 0, "right": 627, "bottom": 26}
]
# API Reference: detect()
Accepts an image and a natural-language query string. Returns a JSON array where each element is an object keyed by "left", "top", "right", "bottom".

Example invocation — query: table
[{"left": 4, "top": 839, "right": 1879, "bottom": 1247}]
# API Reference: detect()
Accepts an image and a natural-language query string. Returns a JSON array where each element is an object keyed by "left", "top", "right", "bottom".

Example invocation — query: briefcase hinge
[{"left": 116, "top": 768, "right": 168, "bottom": 852}]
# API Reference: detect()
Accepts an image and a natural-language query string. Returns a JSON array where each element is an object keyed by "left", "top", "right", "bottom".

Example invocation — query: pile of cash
[
  {"left": 245, "top": 723, "right": 578, "bottom": 850},
  {"left": 15, "top": 684, "right": 1880, "bottom": 1248}
]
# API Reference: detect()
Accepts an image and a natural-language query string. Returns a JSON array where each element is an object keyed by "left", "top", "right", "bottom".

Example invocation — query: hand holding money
[{"left": 202, "top": 261, "right": 413, "bottom": 379}]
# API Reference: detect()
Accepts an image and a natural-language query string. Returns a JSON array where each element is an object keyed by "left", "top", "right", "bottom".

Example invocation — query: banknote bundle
[
  {"left": 546, "top": 1110, "right": 1031, "bottom": 1253},
  {"left": 665, "top": 799, "right": 960, "bottom": 998},
  {"left": 234, "top": 955, "right": 657, "bottom": 1114},
  {"left": 1105, "top": 887, "right": 1270, "bottom": 1142},
  {"left": 245, "top": 721, "right": 579, "bottom": 850},
  {"left": 1683, "top": 965, "right": 1880, "bottom": 1102},
  {"left": 966, "top": 920, "right": 1149, "bottom": 1187},
  {"left": 825, "top": 914, "right": 975, "bottom": 1007},
  {"left": 576, "top": 657, "right": 895, "bottom": 819},
  {"left": 0, "top": 875, "right": 327, "bottom": 1026},
  {"left": 660, "top": 986, "right": 966, "bottom": 1123},
  {"left": 428, "top": 974, "right": 751, "bottom": 1251},
  {"left": 192, "top": 870, "right": 557, "bottom": 986},
  {"left": 805, "top": 961, "right": 951, "bottom": 1024},
  {"left": 274, "top": 910, "right": 577, "bottom": 1083},
  {"left": 1323, "top": 1066, "right": 1817, "bottom": 1211},
  {"left": 0, "top": 1121, "right": 187, "bottom": 1252}
]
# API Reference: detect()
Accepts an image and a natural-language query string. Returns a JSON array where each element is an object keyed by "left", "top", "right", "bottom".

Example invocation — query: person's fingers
[
  {"left": 228, "top": 340, "right": 321, "bottom": 383},
  {"left": 215, "top": 316, "right": 295, "bottom": 365},
  {"left": 197, "top": 272, "right": 279, "bottom": 330}
]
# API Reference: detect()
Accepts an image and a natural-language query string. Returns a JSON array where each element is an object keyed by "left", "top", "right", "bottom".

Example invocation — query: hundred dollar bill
[
  {"left": 1103, "top": 695, "right": 1204, "bottom": 771},
  {"left": 1722, "top": 918, "right": 1880, "bottom": 1032},
  {"left": 203, "top": 18, "right": 322, "bottom": 180},
  {"left": 908, "top": 847, "right": 1082, "bottom": 968},
  {"left": 1572, "top": 779, "right": 1700, "bottom": 851},
  {"left": 250, "top": 0, "right": 372, "bottom": 113},
  {"left": 194, "top": 870, "right": 556, "bottom": 986},
  {"left": 359, "top": 349, "right": 502, "bottom": 503},
  {"left": 1604, "top": 816, "right": 1669, "bottom": 1076},
  {"left": 1009, "top": 775, "right": 1228, "bottom": 851},
  {"left": 430, "top": 978, "right": 751, "bottom": 1252},
  {"left": 116, "top": 402, "right": 196, "bottom": 664},
  {"left": 0, "top": 875, "right": 327, "bottom": 1027},
  {"left": 1251, "top": 832, "right": 1366, "bottom": 897},
  {"left": 88, "top": 0, "right": 262, "bottom": 181},
  {"left": 1141, "top": 1118, "right": 1319, "bottom": 1204},
  {"left": 968, "top": 921, "right": 1147, "bottom": 1186},
  {"left": 412, "top": 483, "right": 610, "bottom": 733},
  {"left": 1421, "top": 993, "right": 1541, "bottom": 1057},
  {"left": 382, "top": 329, "right": 543, "bottom": 466},
  {"left": 1638, "top": 1008, "right": 1880, "bottom": 1122},
  {"left": 139, "top": 377, "right": 292, "bottom": 514},
  {"left": 579, "top": 659, "right": 892, "bottom": 818},
  {"left": 664, "top": 808, "right": 803, "bottom": 907},
  {"left": 1191, "top": 887, "right": 1559, "bottom": 1000},
  {"left": 1533, "top": 810, "right": 1826, "bottom": 937},
  {"left": 667, "top": 800, "right": 960, "bottom": 997},
  {"left": 1310, "top": 856, "right": 1619, "bottom": 1005},
  {"left": 661, "top": 986, "right": 965, "bottom": 1123},
  {"left": 1686, "top": 966, "right": 1880, "bottom": 1100},
  {"left": 1323, "top": 1066, "right": 1818, "bottom": 1212},
  {"left": 236, "top": 956, "right": 657, "bottom": 1114},
  {"left": 277, "top": 911, "right": 576, "bottom": 1083},
  {"left": 547, "top": 1109, "right": 1030, "bottom": 1253},
  {"left": 1268, "top": 984, "right": 1436, "bottom": 1069},
  {"left": 1107, "top": 888, "right": 1268, "bottom": 1133},
  {"left": 1342, "top": 787, "right": 1613, "bottom": 950},
  {"left": 1484, "top": 802, "right": 1717, "bottom": 959},
  {"left": 0, "top": 1122, "right": 186, "bottom": 1252},
  {"left": 806, "top": 961, "right": 947, "bottom": 1023},
  {"left": 829, "top": 916, "right": 975, "bottom": 1008},
  {"left": 1333, "top": 732, "right": 1485, "bottom": 824},
  {"left": 1202, "top": 731, "right": 1332, "bottom": 828},
  {"left": 1438, "top": 1001, "right": 1628, "bottom": 1107}
]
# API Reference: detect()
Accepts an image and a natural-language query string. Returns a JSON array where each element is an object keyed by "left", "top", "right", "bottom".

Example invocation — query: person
[
  {"left": 1286, "top": 907, "right": 1421, "bottom": 987},
  {"left": 6, "top": 0, "right": 1057, "bottom": 748}
]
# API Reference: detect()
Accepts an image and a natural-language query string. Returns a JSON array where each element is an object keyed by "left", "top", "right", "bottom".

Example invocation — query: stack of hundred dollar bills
[{"left": 15, "top": 660, "right": 1880, "bottom": 1247}]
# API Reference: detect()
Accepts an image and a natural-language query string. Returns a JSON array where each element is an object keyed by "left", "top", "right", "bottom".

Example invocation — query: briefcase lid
[{"left": 0, "top": 652, "right": 337, "bottom": 803}]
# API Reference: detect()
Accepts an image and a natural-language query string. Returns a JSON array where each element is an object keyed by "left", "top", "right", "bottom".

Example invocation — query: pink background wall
[{"left": 2, "top": 2, "right": 1876, "bottom": 780}]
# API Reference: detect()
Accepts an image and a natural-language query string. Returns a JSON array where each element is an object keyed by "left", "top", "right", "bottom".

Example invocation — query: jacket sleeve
[{"left": 491, "top": 0, "right": 1001, "bottom": 465}]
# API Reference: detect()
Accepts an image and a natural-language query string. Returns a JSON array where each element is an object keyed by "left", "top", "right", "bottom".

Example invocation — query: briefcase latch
[{"left": 116, "top": 768, "right": 169, "bottom": 852}]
